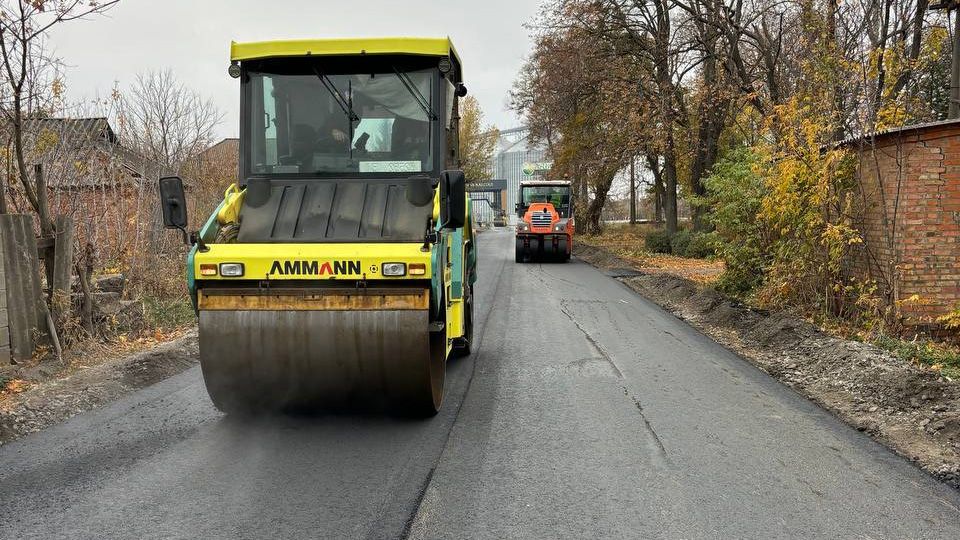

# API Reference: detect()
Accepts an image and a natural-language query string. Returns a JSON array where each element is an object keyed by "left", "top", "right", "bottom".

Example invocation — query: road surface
[{"left": 2, "top": 229, "right": 959, "bottom": 539}]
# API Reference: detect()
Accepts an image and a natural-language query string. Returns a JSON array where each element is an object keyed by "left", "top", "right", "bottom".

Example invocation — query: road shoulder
[{"left": 0, "top": 329, "right": 199, "bottom": 445}]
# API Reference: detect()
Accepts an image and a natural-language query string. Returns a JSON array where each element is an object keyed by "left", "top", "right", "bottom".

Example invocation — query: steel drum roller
[{"left": 197, "top": 289, "right": 445, "bottom": 414}]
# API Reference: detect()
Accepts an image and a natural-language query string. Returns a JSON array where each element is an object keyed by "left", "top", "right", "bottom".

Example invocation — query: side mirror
[
  {"left": 439, "top": 170, "right": 466, "bottom": 230},
  {"left": 159, "top": 176, "right": 188, "bottom": 240},
  {"left": 515, "top": 202, "right": 523, "bottom": 217}
]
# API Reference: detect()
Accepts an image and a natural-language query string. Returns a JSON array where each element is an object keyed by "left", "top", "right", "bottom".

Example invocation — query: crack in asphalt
[
  {"left": 558, "top": 299, "right": 624, "bottom": 379},
  {"left": 558, "top": 299, "right": 671, "bottom": 465},
  {"left": 533, "top": 263, "right": 587, "bottom": 289},
  {"left": 622, "top": 386, "right": 671, "bottom": 463}
]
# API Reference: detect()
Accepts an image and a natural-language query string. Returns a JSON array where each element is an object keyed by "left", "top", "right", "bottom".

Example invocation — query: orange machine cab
[{"left": 515, "top": 180, "right": 574, "bottom": 262}]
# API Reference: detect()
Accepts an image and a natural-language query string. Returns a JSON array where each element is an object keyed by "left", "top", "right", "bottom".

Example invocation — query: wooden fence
[{"left": 0, "top": 214, "right": 74, "bottom": 362}]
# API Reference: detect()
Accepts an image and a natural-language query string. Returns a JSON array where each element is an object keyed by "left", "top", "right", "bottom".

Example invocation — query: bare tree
[
  {"left": 0, "top": 0, "right": 119, "bottom": 226},
  {"left": 119, "top": 69, "right": 223, "bottom": 173}
]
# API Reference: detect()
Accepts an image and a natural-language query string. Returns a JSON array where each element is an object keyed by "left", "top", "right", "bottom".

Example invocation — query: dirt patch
[
  {"left": 576, "top": 243, "right": 960, "bottom": 488},
  {"left": 0, "top": 329, "right": 199, "bottom": 445},
  {"left": 581, "top": 224, "right": 724, "bottom": 283}
]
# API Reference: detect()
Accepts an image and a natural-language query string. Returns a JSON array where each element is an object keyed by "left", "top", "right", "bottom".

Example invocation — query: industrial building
[{"left": 483, "top": 126, "right": 549, "bottom": 225}]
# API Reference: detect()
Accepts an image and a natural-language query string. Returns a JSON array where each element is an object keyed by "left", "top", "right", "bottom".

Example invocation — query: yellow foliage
[
  {"left": 747, "top": 94, "right": 860, "bottom": 313},
  {"left": 937, "top": 305, "right": 960, "bottom": 330},
  {"left": 1, "top": 379, "right": 28, "bottom": 396}
]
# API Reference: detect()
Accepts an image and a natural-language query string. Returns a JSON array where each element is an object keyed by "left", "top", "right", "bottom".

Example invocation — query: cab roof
[{"left": 230, "top": 36, "right": 461, "bottom": 67}]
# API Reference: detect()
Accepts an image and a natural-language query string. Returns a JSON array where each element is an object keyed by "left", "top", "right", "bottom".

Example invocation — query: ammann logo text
[{"left": 269, "top": 260, "right": 362, "bottom": 276}]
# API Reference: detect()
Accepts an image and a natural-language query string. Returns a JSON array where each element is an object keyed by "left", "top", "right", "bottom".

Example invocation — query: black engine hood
[{"left": 236, "top": 177, "right": 434, "bottom": 243}]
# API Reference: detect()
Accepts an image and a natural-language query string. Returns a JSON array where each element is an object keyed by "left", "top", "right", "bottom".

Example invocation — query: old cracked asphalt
[{"left": 1, "top": 229, "right": 959, "bottom": 539}]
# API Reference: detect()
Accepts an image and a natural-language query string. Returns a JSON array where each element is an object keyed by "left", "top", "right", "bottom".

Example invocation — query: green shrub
[
  {"left": 644, "top": 229, "right": 672, "bottom": 254},
  {"left": 700, "top": 146, "right": 767, "bottom": 294},
  {"left": 874, "top": 335, "right": 960, "bottom": 378},
  {"left": 143, "top": 296, "right": 196, "bottom": 331},
  {"left": 685, "top": 232, "right": 716, "bottom": 259},
  {"left": 670, "top": 230, "right": 691, "bottom": 256}
]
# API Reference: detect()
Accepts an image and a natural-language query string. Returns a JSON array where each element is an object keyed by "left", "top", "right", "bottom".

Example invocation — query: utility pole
[
  {"left": 629, "top": 157, "right": 637, "bottom": 224},
  {"left": 932, "top": 1, "right": 960, "bottom": 118}
]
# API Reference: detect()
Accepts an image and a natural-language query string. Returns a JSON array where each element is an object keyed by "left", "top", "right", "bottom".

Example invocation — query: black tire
[{"left": 515, "top": 240, "right": 524, "bottom": 263}]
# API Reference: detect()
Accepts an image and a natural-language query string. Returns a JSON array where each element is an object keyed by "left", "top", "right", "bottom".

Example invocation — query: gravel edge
[{"left": 0, "top": 329, "right": 199, "bottom": 445}]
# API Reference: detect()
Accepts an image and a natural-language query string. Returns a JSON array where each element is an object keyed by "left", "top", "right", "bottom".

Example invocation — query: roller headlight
[
  {"left": 219, "top": 263, "right": 244, "bottom": 277},
  {"left": 554, "top": 222, "right": 566, "bottom": 232},
  {"left": 382, "top": 262, "right": 407, "bottom": 276},
  {"left": 517, "top": 222, "right": 530, "bottom": 232}
]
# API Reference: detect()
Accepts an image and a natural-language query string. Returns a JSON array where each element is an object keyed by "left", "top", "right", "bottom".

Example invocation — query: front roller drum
[{"left": 198, "top": 306, "right": 445, "bottom": 416}]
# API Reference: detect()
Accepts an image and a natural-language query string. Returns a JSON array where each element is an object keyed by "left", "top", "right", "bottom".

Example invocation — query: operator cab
[
  {"left": 242, "top": 54, "right": 462, "bottom": 178},
  {"left": 517, "top": 182, "right": 572, "bottom": 218},
  {"left": 221, "top": 39, "right": 468, "bottom": 244}
]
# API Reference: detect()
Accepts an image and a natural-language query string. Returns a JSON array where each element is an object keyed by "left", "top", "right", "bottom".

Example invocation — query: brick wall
[{"left": 850, "top": 121, "right": 960, "bottom": 324}]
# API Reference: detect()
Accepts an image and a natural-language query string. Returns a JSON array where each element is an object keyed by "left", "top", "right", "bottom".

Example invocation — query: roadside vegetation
[
  {"left": 517, "top": 0, "right": 959, "bottom": 374},
  {"left": 581, "top": 223, "right": 960, "bottom": 380},
  {"left": 0, "top": 2, "right": 227, "bottom": 391}
]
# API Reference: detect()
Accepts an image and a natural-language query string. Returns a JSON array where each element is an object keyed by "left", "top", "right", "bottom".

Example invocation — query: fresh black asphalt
[{"left": 1, "top": 229, "right": 959, "bottom": 539}]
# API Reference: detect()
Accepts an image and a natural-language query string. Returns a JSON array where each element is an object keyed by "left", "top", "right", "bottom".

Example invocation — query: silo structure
[{"left": 489, "top": 126, "right": 549, "bottom": 224}]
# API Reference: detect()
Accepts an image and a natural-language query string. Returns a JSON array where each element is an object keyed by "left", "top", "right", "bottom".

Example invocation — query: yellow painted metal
[
  {"left": 445, "top": 298, "right": 464, "bottom": 353},
  {"left": 216, "top": 184, "right": 244, "bottom": 225},
  {"left": 432, "top": 187, "right": 441, "bottom": 222},
  {"left": 198, "top": 288, "right": 429, "bottom": 311},
  {"left": 230, "top": 36, "right": 461, "bottom": 65},
  {"left": 194, "top": 242, "right": 432, "bottom": 280}
]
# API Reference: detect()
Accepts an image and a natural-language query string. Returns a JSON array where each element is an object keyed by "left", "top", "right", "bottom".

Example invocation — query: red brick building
[{"left": 848, "top": 119, "right": 960, "bottom": 326}]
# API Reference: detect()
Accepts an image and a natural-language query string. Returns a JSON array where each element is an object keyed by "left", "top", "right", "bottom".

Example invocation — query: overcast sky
[{"left": 46, "top": 0, "right": 544, "bottom": 141}]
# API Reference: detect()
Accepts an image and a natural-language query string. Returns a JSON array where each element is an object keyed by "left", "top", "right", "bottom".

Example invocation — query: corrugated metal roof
[
  {"left": 25, "top": 117, "right": 117, "bottom": 145},
  {"left": 8, "top": 116, "right": 177, "bottom": 189},
  {"left": 839, "top": 118, "right": 960, "bottom": 146}
]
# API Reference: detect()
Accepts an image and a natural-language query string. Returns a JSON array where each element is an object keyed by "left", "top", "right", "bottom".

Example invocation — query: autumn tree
[
  {"left": 513, "top": 2, "right": 649, "bottom": 234},
  {"left": 458, "top": 95, "right": 498, "bottom": 181},
  {"left": 513, "top": 0, "right": 952, "bottom": 323}
]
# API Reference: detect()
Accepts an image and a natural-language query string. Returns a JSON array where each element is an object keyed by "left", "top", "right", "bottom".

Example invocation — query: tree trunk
[
  {"left": 653, "top": 0, "right": 678, "bottom": 233},
  {"left": 663, "top": 132, "right": 679, "bottom": 233},
  {"left": 689, "top": 1, "right": 727, "bottom": 232},
  {"left": 574, "top": 163, "right": 589, "bottom": 234},
  {"left": 629, "top": 157, "right": 637, "bottom": 224},
  {"left": 825, "top": 0, "right": 847, "bottom": 139},
  {"left": 77, "top": 243, "right": 97, "bottom": 337},
  {"left": 586, "top": 171, "right": 615, "bottom": 234},
  {"left": 0, "top": 172, "right": 7, "bottom": 214},
  {"left": 647, "top": 155, "right": 664, "bottom": 224},
  {"left": 690, "top": 68, "right": 725, "bottom": 230}
]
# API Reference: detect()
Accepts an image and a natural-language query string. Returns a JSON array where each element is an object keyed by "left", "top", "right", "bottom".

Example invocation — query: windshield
[
  {"left": 247, "top": 65, "right": 435, "bottom": 175},
  {"left": 521, "top": 185, "right": 571, "bottom": 217}
]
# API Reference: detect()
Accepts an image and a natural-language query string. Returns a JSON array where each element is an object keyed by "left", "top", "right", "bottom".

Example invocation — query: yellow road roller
[{"left": 158, "top": 37, "right": 476, "bottom": 415}]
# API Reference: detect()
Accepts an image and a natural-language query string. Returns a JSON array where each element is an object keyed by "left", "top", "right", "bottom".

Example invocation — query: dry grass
[{"left": 581, "top": 223, "right": 724, "bottom": 284}]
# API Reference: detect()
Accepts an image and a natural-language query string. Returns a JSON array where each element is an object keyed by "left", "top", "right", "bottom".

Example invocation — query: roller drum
[{"left": 198, "top": 308, "right": 445, "bottom": 415}]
